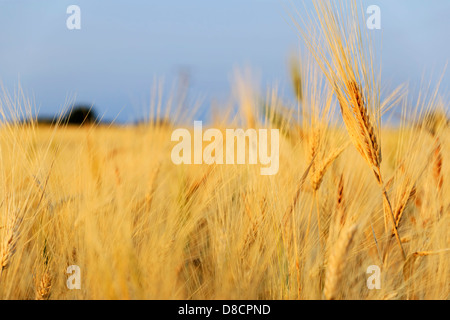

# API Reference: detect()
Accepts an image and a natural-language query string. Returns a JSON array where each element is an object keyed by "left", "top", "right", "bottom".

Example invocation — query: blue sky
[{"left": 0, "top": 0, "right": 448, "bottom": 123}]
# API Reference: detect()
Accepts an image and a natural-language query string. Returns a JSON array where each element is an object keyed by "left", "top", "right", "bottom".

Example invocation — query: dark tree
[{"left": 62, "top": 106, "right": 97, "bottom": 125}]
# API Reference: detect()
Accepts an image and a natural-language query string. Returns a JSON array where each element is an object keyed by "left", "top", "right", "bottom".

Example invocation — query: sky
[{"left": 0, "top": 0, "right": 448, "bottom": 123}]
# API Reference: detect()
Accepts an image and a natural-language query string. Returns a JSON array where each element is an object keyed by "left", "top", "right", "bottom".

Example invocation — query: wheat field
[{"left": 0, "top": 1, "right": 448, "bottom": 300}]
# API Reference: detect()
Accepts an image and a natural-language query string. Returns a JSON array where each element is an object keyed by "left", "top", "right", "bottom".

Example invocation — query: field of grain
[{"left": 0, "top": 0, "right": 448, "bottom": 300}]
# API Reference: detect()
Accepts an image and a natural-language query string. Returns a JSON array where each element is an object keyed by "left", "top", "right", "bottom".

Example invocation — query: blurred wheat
[{"left": 0, "top": 0, "right": 448, "bottom": 300}]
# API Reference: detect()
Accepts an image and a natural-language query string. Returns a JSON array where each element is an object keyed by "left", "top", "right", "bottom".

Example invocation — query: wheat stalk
[
  {"left": 432, "top": 137, "right": 444, "bottom": 216},
  {"left": 432, "top": 137, "right": 443, "bottom": 190},
  {"left": 403, "top": 249, "right": 450, "bottom": 281},
  {"left": 339, "top": 80, "right": 406, "bottom": 261},
  {"left": 394, "top": 185, "right": 416, "bottom": 228},
  {"left": 324, "top": 224, "right": 358, "bottom": 300},
  {"left": 36, "top": 271, "right": 52, "bottom": 300},
  {"left": 283, "top": 154, "right": 316, "bottom": 226},
  {"left": 290, "top": 0, "right": 407, "bottom": 260},
  {"left": 0, "top": 215, "right": 21, "bottom": 279},
  {"left": 311, "top": 143, "right": 348, "bottom": 191},
  {"left": 328, "top": 174, "right": 346, "bottom": 245}
]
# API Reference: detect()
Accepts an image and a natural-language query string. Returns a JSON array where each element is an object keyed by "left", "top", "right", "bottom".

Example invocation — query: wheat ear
[
  {"left": 0, "top": 216, "right": 21, "bottom": 279},
  {"left": 311, "top": 143, "right": 348, "bottom": 191},
  {"left": 324, "top": 224, "right": 357, "bottom": 300},
  {"left": 338, "top": 80, "right": 406, "bottom": 261},
  {"left": 36, "top": 271, "right": 52, "bottom": 300}
]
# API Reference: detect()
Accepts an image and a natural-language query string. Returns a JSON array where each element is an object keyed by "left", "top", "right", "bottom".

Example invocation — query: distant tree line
[{"left": 25, "top": 105, "right": 98, "bottom": 126}]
